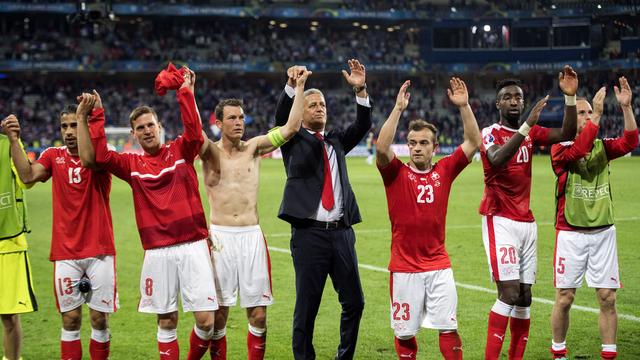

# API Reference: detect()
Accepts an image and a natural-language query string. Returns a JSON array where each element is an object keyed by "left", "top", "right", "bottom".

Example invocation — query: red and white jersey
[
  {"left": 35, "top": 147, "right": 114, "bottom": 261},
  {"left": 479, "top": 123, "right": 551, "bottom": 222},
  {"left": 551, "top": 123, "right": 639, "bottom": 230},
  {"left": 378, "top": 147, "right": 470, "bottom": 273},
  {"left": 88, "top": 87, "right": 208, "bottom": 250}
]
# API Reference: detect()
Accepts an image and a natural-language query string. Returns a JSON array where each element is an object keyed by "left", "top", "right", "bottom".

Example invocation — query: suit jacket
[{"left": 274, "top": 90, "right": 372, "bottom": 227}]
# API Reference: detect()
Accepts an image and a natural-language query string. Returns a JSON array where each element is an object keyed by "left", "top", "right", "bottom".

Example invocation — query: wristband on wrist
[
  {"left": 518, "top": 122, "right": 532, "bottom": 137},
  {"left": 564, "top": 94, "right": 577, "bottom": 106},
  {"left": 353, "top": 83, "right": 367, "bottom": 93}
]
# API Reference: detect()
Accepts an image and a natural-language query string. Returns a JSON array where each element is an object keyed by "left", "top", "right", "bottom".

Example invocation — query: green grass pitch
[{"left": 4, "top": 155, "right": 640, "bottom": 359}]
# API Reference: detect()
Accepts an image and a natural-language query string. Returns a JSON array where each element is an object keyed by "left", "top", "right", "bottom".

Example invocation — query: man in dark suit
[{"left": 274, "top": 59, "right": 372, "bottom": 360}]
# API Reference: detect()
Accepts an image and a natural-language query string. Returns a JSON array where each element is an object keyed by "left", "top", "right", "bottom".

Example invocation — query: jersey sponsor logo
[
  {"left": 399, "top": 353, "right": 414, "bottom": 358},
  {"left": 493, "top": 333, "right": 505, "bottom": 341},
  {"left": 18, "top": 301, "right": 27, "bottom": 307},
  {"left": 610, "top": 277, "right": 618, "bottom": 283},
  {"left": 101, "top": 299, "right": 112, "bottom": 307},
  {"left": 0, "top": 192, "right": 12, "bottom": 209},
  {"left": 207, "top": 296, "right": 216, "bottom": 302},
  {"left": 69, "top": 158, "right": 81, "bottom": 165},
  {"left": 261, "top": 294, "right": 271, "bottom": 300},
  {"left": 570, "top": 184, "right": 610, "bottom": 200},
  {"left": 159, "top": 349, "right": 172, "bottom": 356}
]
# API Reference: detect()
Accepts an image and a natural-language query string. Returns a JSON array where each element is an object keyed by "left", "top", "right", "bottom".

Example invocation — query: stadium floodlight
[
  {"left": 279, "top": 23, "right": 288, "bottom": 28},
  {"left": 451, "top": 6, "right": 457, "bottom": 13},
  {"left": 551, "top": 4, "right": 557, "bottom": 9},
  {"left": 484, "top": 24, "right": 491, "bottom": 32},
  {"left": 472, "top": 25, "right": 477, "bottom": 34},
  {"left": 387, "top": 27, "right": 394, "bottom": 32},
  {"left": 269, "top": 20, "right": 276, "bottom": 25},
  {"left": 353, "top": 22, "right": 360, "bottom": 27},
  {"left": 311, "top": 21, "right": 319, "bottom": 26},
  {"left": 361, "top": 24, "right": 369, "bottom": 30},
  {"left": 597, "top": 4, "right": 602, "bottom": 9}
]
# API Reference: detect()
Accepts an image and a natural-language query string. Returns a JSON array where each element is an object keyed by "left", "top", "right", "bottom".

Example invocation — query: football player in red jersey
[
  {"left": 479, "top": 66, "right": 578, "bottom": 360},
  {"left": 376, "top": 78, "right": 481, "bottom": 359},
  {"left": 78, "top": 69, "right": 217, "bottom": 360},
  {"left": 4, "top": 96, "right": 115, "bottom": 360},
  {"left": 549, "top": 78, "right": 638, "bottom": 360}
]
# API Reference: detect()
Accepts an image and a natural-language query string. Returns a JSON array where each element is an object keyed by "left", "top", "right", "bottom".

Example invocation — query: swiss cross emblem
[{"left": 430, "top": 172, "right": 440, "bottom": 181}]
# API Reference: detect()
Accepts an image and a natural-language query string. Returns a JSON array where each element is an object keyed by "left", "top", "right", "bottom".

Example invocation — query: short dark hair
[
  {"left": 408, "top": 119, "right": 438, "bottom": 143},
  {"left": 496, "top": 78, "right": 522, "bottom": 94},
  {"left": 215, "top": 99, "right": 243, "bottom": 120},
  {"left": 59, "top": 104, "right": 78, "bottom": 120},
  {"left": 129, "top": 106, "right": 158, "bottom": 128}
]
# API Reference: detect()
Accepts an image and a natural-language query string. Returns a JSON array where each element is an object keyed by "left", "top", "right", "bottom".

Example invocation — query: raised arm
[
  {"left": 274, "top": 65, "right": 307, "bottom": 127},
  {"left": 1, "top": 115, "right": 48, "bottom": 184},
  {"left": 486, "top": 95, "right": 549, "bottom": 167},
  {"left": 615, "top": 76, "right": 638, "bottom": 133},
  {"left": 546, "top": 65, "right": 579, "bottom": 143},
  {"left": 76, "top": 92, "right": 98, "bottom": 168},
  {"left": 84, "top": 92, "right": 131, "bottom": 181},
  {"left": 254, "top": 69, "right": 311, "bottom": 155},
  {"left": 176, "top": 68, "right": 204, "bottom": 155},
  {"left": 340, "top": 59, "right": 372, "bottom": 152},
  {"left": 376, "top": 80, "right": 410, "bottom": 166},
  {"left": 447, "top": 77, "right": 481, "bottom": 160},
  {"left": 604, "top": 76, "right": 639, "bottom": 159}
]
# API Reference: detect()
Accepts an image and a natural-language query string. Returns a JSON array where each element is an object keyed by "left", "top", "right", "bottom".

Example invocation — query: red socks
[
  {"left": 61, "top": 339, "right": 82, "bottom": 360},
  {"left": 439, "top": 332, "right": 463, "bottom": 360},
  {"left": 485, "top": 310, "right": 509, "bottom": 360},
  {"left": 158, "top": 339, "right": 179, "bottom": 360},
  {"left": 89, "top": 339, "right": 110, "bottom": 360},
  {"left": 508, "top": 317, "right": 530, "bottom": 360},
  {"left": 601, "top": 350, "right": 617, "bottom": 359},
  {"left": 209, "top": 335, "right": 227, "bottom": 360},
  {"left": 394, "top": 336, "right": 418, "bottom": 359},
  {"left": 247, "top": 331, "right": 266, "bottom": 360},
  {"left": 186, "top": 328, "right": 211, "bottom": 360}
]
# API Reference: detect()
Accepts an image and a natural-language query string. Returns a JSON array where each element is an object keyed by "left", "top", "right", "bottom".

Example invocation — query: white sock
[
  {"left": 511, "top": 305, "right": 531, "bottom": 319},
  {"left": 552, "top": 340, "right": 566, "bottom": 351},
  {"left": 212, "top": 327, "right": 226, "bottom": 341},
  {"left": 602, "top": 344, "right": 617, "bottom": 353},
  {"left": 157, "top": 327, "right": 177, "bottom": 343},
  {"left": 491, "top": 299, "right": 514, "bottom": 317},
  {"left": 248, "top": 324, "right": 266, "bottom": 337},
  {"left": 193, "top": 324, "right": 213, "bottom": 340},
  {"left": 61, "top": 329, "right": 81, "bottom": 342},
  {"left": 91, "top": 327, "right": 110, "bottom": 343}
]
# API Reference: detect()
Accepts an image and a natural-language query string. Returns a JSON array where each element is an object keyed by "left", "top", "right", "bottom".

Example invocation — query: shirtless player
[{"left": 202, "top": 67, "right": 310, "bottom": 359}]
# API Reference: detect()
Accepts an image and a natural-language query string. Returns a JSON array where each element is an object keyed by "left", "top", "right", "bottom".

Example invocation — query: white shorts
[
  {"left": 482, "top": 215, "right": 537, "bottom": 284},
  {"left": 389, "top": 268, "right": 458, "bottom": 337},
  {"left": 210, "top": 225, "right": 273, "bottom": 308},
  {"left": 53, "top": 256, "right": 118, "bottom": 313},
  {"left": 554, "top": 226, "right": 620, "bottom": 289},
  {"left": 138, "top": 239, "right": 218, "bottom": 314}
]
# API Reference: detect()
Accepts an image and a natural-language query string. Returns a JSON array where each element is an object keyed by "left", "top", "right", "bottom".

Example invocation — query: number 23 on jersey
[{"left": 416, "top": 184, "right": 434, "bottom": 204}]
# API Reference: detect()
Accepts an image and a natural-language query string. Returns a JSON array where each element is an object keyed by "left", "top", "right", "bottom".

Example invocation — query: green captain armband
[{"left": 267, "top": 126, "right": 288, "bottom": 148}]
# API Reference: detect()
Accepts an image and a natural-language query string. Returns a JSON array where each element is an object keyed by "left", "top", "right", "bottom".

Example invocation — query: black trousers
[{"left": 290, "top": 225, "right": 365, "bottom": 360}]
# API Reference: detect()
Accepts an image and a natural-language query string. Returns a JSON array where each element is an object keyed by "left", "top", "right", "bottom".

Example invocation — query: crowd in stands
[
  {"left": 0, "top": 17, "right": 421, "bottom": 66},
  {"left": 2, "top": 70, "right": 636, "bottom": 155}
]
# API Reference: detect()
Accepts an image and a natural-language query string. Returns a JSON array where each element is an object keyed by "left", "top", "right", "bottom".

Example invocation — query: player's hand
[
  {"left": 394, "top": 80, "right": 411, "bottom": 111},
  {"left": 92, "top": 90, "right": 103, "bottom": 109},
  {"left": 76, "top": 93, "right": 96, "bottom": 117},
  {"left": 559, "top": 65, "right": 578, "bottom": 96},
  {"left": 525, "top": 95, "right": 549, "bottom": 127},
  {"left": 180, "top": 66, "right": 196, "bottom": 93},
  {"left": 614, "top": 76, "right": 632, "bottom": 108},
  {"left": 592, "top": 87, "right": 606, "bottom": 117},
  {"left": 447, "top": 77, "right": 469, "bottom": 108},
  {"left": 287, "top": 65, "right": 307, "bottom": 88},
  {"left": 1, "top": 114, "right": 21, "bottom": 142},
  {"left": 295, "top": 69, "right": 312, "bottom": 88},
  {"left": 341, "top": 59, "right": 366, "bottom": 88}
]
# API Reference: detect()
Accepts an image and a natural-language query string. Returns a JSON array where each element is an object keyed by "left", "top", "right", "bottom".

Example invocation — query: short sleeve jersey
[
  {"left": 36, "top": 147, "right": 114, "bottom": 261},
  {"left": 378, "top": 147, "right": 470, "bottom": 273},
  {"left": 479, "top": 123, "right": 551, "bottom": 222}
]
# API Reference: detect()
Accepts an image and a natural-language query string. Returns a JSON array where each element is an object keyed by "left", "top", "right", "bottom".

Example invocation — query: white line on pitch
[
  {"left": 267, "top": 217, "right": 640, "bottom": 238},
  {"left": 267, "top": 245, "right": 640, "bottom": 323}
]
